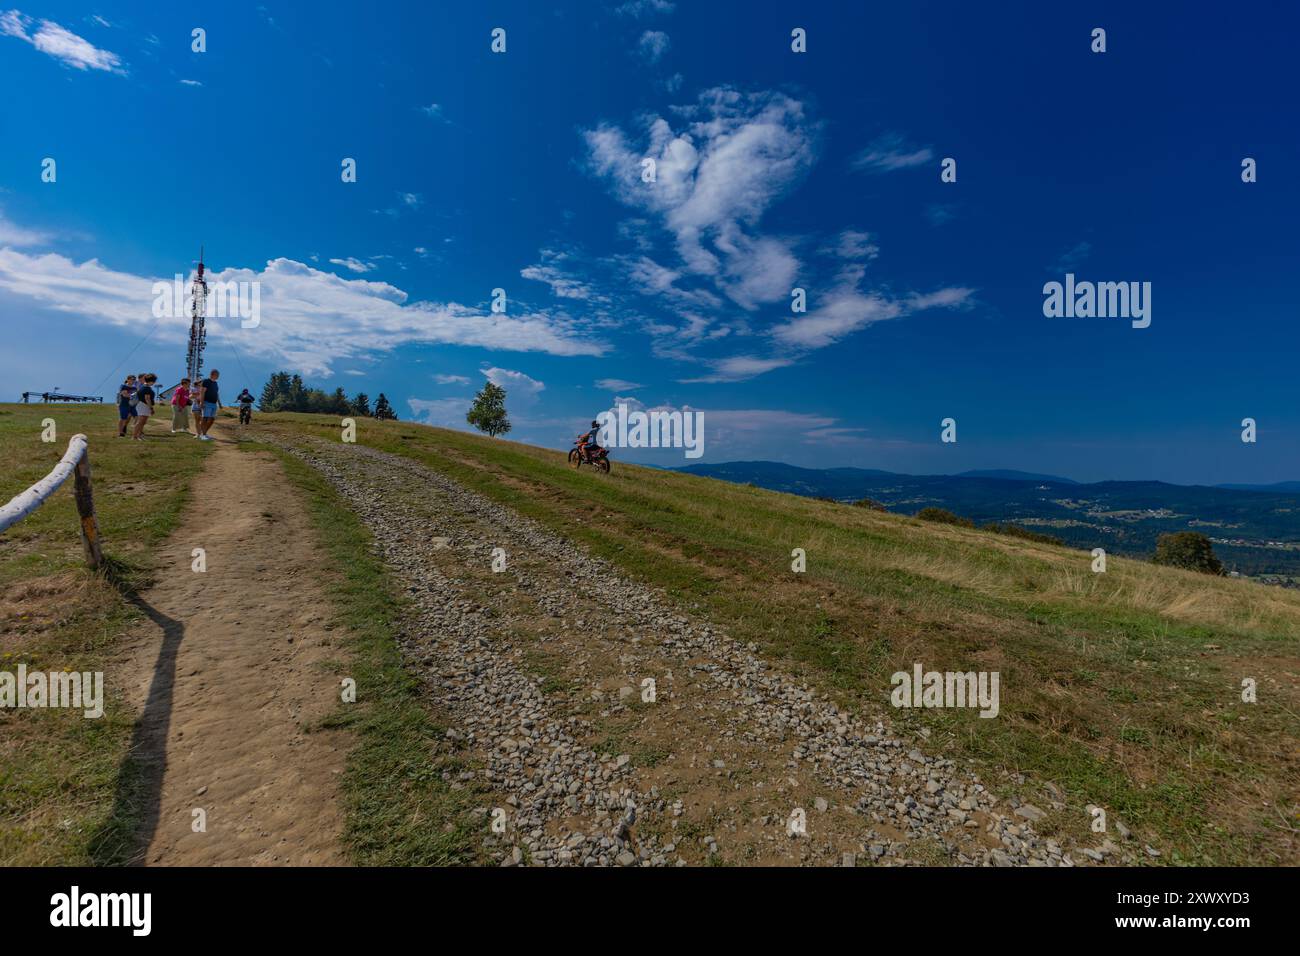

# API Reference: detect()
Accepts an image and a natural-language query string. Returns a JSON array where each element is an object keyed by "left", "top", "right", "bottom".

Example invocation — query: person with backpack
[
  {"left": 131, "top": 374, "right": 157, "bottom": 440},
  {"left": 170, "top": 377, "right": 193, "bottom": 434}
]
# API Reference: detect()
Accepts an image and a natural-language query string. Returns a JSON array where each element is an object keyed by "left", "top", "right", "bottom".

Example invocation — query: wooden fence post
[{"left": 72, "top": 449, "right": 104, "bottom": 569}]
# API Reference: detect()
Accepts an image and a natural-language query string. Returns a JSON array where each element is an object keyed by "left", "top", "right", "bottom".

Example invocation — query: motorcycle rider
[
  {"left": 235, "top": 388, "right": 255, "bottom": 425},
  {"left": 577, "top": 419, "right": 602, "bottom": 462}
]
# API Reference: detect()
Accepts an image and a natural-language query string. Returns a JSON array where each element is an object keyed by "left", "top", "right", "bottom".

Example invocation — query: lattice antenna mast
[{"left": 185, "top": 246, "right": 209, "bottom": 382}]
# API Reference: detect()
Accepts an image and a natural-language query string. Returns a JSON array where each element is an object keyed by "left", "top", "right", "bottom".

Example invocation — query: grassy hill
[
  {"left": 3, "top": 403, "right": 1296, "bottom": 865},
  {"left": 676, "top": 460, "right": 1300, "bottom": 578},
  {"left": 0, "top": 403, "right": 211, "bottom": 864},
  {"left": 264, "top": 412, "right": 1300, "bottom": 865}
]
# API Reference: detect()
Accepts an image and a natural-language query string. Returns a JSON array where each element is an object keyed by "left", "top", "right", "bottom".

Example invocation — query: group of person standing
[{"left": 116, "top": 369, "right": 252, "bottom": 441}]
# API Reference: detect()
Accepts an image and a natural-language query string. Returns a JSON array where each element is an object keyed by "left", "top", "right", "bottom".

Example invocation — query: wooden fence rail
[{"left": 0, "top": 433, "right": 104, "bottom": 569}]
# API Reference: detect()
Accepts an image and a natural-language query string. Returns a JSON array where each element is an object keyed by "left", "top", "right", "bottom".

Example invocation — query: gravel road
[{"left": 269, "top": 433, "right": 1136, "bottom": 867}]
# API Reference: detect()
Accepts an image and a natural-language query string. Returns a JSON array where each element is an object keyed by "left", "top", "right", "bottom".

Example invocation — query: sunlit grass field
[
  {"left": 0, "top": 403, "right": 211, "bottom": 864},
  {"left": 265, "top": 412, "right": 1300, "bottom": 866},
  {"left": 3, "top": 401, "right": 1295, "bottom": 866}
]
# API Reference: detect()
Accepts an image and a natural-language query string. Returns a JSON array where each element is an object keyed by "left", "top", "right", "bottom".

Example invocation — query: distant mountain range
[
  {"left": 1216, "top": 481, "right": 1300, "bottom": 493},
  {"left": 672, "top": 461, "right": 1300, "bottom": 578},
  {"left": 955, "top": 469, "right": 1079, "bottom": 484}
]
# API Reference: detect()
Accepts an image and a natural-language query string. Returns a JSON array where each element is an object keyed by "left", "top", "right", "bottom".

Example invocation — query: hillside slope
[
  {"left": 676, "top": 460, "right": 1300, "bottom": 578},
  {"left": 263, "top": 413, "right": 1300, "bottom": 865}
]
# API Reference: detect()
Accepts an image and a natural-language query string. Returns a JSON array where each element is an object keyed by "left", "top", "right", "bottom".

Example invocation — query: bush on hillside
[
  {"left": 1152, "top": 531, "right": 1224, "bottom": 575},
  {"left": 984, "top": 522, "right": 1064, "bottom": 546},
  {"left": 915, "top": 507, "right": 975, "bottom": 528},
  {"left": 852, "top": 497, "right": 889, "bottom": 511}
]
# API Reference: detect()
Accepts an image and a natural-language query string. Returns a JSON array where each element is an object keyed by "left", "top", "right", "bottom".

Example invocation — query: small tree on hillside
[
  {"left": 1153, "top": 531, "right": 1223, "bottom": 575},
  {"left": 853, "top": 497, "right": 889, "bottom": 512},
  {"left": 350, "top": 392, "right": 371, "bottom": 416},
  {"left": 915, "top": 506, "right": 975, "bottom": 528},
  {"left": 466, "top": 382, "right": 510, "bottom": 437},
  {"left": 373, "top": 393, "right": 398, "bottom": 420}
]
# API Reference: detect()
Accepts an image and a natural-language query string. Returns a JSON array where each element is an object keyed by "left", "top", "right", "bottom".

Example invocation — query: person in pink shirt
[{"left": 170, "top": 378, "right": 193, "bottom": 434}]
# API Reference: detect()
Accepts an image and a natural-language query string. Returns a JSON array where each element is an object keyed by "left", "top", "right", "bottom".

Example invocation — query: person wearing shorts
[
  {"left": 132, "top": 374, "right": 157, "bottom": 440},
  {"left": 196, "top": 368, "right": 220, "bottom": 441},
  {"left": 116, "top": 375, "right": 137, "bottom": 437}
]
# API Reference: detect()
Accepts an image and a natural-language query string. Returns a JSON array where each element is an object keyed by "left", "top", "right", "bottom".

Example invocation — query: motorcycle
[{"left": 569, "top": 437, "right": 611, "bottom": 473}]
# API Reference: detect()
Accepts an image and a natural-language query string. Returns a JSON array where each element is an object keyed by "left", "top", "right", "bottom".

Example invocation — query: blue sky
[{"left": 1, "top": 0, "right": 1296, "bottom": 483}]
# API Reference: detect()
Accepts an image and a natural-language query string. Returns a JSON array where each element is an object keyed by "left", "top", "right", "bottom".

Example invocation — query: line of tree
[{"left": 258, "top": 371, "right": 396, "bottom": 419}]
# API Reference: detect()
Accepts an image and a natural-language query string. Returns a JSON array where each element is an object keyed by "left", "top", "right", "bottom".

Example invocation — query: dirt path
[
  {"left": 268, "top": 432, "right": 1125, "bottom": 867},
  {"left": 117, "top": 425, "right": 350, "bottom": 865}
]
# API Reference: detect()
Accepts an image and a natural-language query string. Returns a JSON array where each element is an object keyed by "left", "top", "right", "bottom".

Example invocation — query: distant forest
[{"left": 259, "top": 371, "right": 396, "bottom": 419}]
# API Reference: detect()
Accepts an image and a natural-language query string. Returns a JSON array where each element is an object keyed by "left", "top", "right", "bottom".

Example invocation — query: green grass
[
  {"left": 262, "top": 412, "right": 1300, "bottom": 866},
  {"left": 259, "top": 443, "right": 486, "bottom": 865},
  {"left": 0, "top": 403, "right": 211, "bottom": 865}
]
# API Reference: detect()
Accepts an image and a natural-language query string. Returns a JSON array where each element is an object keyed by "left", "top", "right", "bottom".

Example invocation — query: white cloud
[
  {"left": 638, "top": 30, "right": 671, "bottom": 63},
  {"left": 704, "top": 407, "right": 835, "bottom": 434},
  {"left": 0, "top": 210, "right": 51, "bottom": 248},
  {"left": 697, "top": 409, "right": 918, "bottom": 454},
  {"left": 521, "top": 248, "right": 607, "bottom": 302},
  {"left": 1, "top": 9, "right": 125, "bottom": 73},
  {"left": 716, "top": 233, "right": 798, "bottom": 310},
  {"left": 371, "top": 192, "right": 423, "bottom": 218},
  {"left": 482, "top": 366, "right": 545, "bottom": 405},
  {"left": 1052, "top": 241, "right": 1092, "bottom": 272},
  {"left": 616, "top": 218, "right": 654, "bottom": 252},
  {"left": 851, "top": 132, "right": 933, "bottom": 173},
  {"left": 0, "top": 248, "right": 605, "bottom": 376},
  {"left": 434, "top": 373, "right": 470, "bottom": 385},
  {"left": 619, "top": 254, "right": 721, "bottom": 310},
  {"left": 925, "top": 203, "right": 956, "bottom": 226},
  {"left": 826, "top": 229, "right": 879, "bottom": 261},
  {"left": 408, "top": 397, "right": 471, "bottom": 428},
  {"left": 615, "top": 0, "right": 675, "bottom": 17},
  {"left": 329, "top": 257, "right": 374, "bottom": 274},
  {"left": 596, "top": 378, "right": 643, "bottom": 391},
  {"left": 601, "top": 402, "right": 887, "bottom": 459},
  {"left": 680, "top": 355, "right": 794, "bottom": 384},
  {"left": 770, "top": 285, "right": 973, "bottom": 351},
  {"left": 179, "top": 78, "right": 202, "bottom": 87},
  {"left": 584, "top": 87, "right": 818, "bottom": 311},
  {"left": 906, "top": 288, "right": 974, "bottom": 311},
  {"left": 420, "top": 103, "right": 448, "bottom": 121},
  {"left": 577, "top": 96, "right": 971, "bottom": 384},
  {"left": 770, "top": 290, "right": 902, "bottom": 350}
]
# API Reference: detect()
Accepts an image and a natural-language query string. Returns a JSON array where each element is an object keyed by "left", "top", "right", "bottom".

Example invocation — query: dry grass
[
  {"left": 259, "top": 411, "right": 1299, "bottom": 865},
  {"left": 0, "top": 403, "right": 211, "bottom": 865}
]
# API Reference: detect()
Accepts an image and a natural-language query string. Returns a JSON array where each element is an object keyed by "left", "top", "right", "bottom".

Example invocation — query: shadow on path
[{"left": 88, "top": 595, "right": 184, "bottom": 866}]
